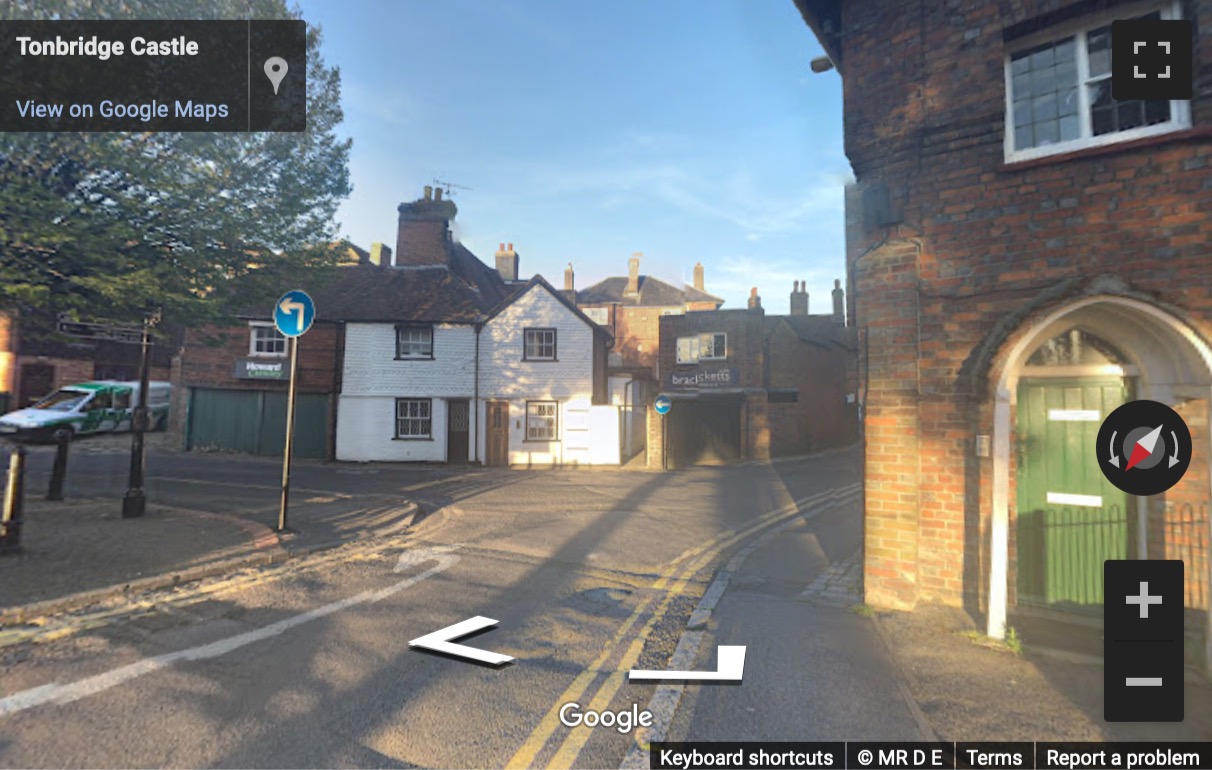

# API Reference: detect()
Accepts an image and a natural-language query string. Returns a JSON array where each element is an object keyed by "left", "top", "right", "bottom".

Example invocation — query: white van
[{"left": 0, "top": 380, "right": 171, "bottom": 441}]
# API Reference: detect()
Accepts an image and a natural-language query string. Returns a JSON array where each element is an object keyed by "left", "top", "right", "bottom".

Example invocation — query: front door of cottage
[
  {"left": 1015, "top": 369, "right": 1133, "bottom": 614},
  {"left": 485, "top": 400, "right": 509, "bottom": 467},
  {"left": 447, "top": 399, "right": 469, "bottom": 465}
]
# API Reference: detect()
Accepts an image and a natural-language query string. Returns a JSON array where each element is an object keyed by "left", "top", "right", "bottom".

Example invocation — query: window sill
[
  {"left": 1001, "top": 125, "right": 1212, "bottom": 172},
  {"left": 523, "top": 438, "right": 560, "bottom": 443},
  {"left": 249, "top": 353, "right": 289, "bottom": 359},
  {"left": 522, "top": 358, "right": 559, "bottom": 363},
  {"left": 394, "top": 356, "right": 435, "bottom": 361},
  {"left": 392, "top": 436, "right": 434, "bottom": 441}
]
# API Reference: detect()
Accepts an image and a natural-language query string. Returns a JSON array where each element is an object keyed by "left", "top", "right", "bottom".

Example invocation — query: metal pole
[
  {"left": 47, "top": 427, "right": 70, "bottom": 501},
  {"left": 278, "top": 336, "right": 300, "bottom": 532},
  {"left": 661, "top": 412, "right": 667, "bottom": 471},
  {"left": 1, "top": 445, "right": 26, "bottom": 553},
  {"left": 122, "top": 321, "right": 152, "bottom": 518}
]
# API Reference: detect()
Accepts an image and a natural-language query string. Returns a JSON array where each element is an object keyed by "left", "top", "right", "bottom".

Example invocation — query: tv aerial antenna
[{"left": 434, "top": 179, "right": 472, "bottom": 197}]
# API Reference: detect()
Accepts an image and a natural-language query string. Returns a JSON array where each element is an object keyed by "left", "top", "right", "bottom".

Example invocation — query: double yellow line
[{"left": 505, "top": 482, "right": 861, "bottom": 769}]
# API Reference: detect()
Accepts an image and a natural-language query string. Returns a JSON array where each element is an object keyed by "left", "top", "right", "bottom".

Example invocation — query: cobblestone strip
[{"left": 796, "top": 548, "right": 863, "bottom": 606}]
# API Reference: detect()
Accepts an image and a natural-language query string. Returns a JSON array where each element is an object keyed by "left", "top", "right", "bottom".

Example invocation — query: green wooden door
[{"left": 1015, "top": 378, "right": 1131, "bottom": 612}]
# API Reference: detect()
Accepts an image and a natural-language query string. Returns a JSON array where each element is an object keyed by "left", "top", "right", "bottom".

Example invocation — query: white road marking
[{"left": 0, "top": 546, "right": 460, "bottom": 718}]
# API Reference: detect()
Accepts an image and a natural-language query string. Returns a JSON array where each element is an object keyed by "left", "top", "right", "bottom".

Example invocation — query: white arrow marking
[
  {"left": 628, "top": 645, "right": 746, "bottom": 682},
  {"left": 1169, "top": 430, "right": 1181, "bottom": 468},
  {"left": 279, "top": 298, "right": 306, "bottom": 333},
  {"left": 1109, "top": 430, "right": 1120, "bottom": 468},
  {"left": 0, "top": 546, "right": 459, "bottom": 717},
  {"left": 410, "top": 616, "right": 514, "bottom": 666}
]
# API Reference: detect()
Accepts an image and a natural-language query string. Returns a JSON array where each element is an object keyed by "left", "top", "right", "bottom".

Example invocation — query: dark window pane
[
  {"left": 1031, "top": 66, "right": 1057, "bottom": 94},
  {"left": 1117, "top": 100, "right": 1144, "bottom": 130},
  {"left": 1036, "top": 120, "right": 1059, "bottom": 145},
  {"left": 1013, "top": 72, "right": 1032, "bottom": 99},
  {"left": 1033, "top": 92, "right": 1058, "bottom": 121},
  {"left": 1011, "top": 51, "right": 1032, "bottom": 76},
  {"left": 1090, "top": 80, "right": 1112, "bottom": 109},
  {"left": 1015, "top": 125, "right": 1034, "bottom": 150},
  {"left": 1029, "top": 45, "right": 1054, "bottom": 70},
  {"left": 1092, "top": 105, "right": 1115, "bottom": 135},
  {"left": 1144, "top": 100, "right": 1171, "bottom": 125},
  {"left": 1014, "top": 99, "right": 1033, "bottom": 127}
]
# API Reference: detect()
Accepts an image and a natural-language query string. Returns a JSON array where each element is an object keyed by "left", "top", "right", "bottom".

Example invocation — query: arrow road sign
[
  {"left": 409, "top": 616, "right": 515, "bottom": 667},
  {"left": 654, "top": 394, "right": 672, "bottom": 415},
  {"left": 628, "top": 645, "right": 746, "bottom": 682},
  {"left": 273, "top": 289, "right": 315, "bottom": 337}
]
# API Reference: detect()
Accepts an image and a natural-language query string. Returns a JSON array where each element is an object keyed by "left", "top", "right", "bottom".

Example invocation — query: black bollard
[
  {"left": 1, "top": 445, "right": 26, "bottom": 554},
  {"left": 47, "top": 428, "right": 70, "bottom": 501}
]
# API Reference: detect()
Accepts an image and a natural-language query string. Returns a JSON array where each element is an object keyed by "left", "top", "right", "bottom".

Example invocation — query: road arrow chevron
[{"left": 409, "top": 616, "right": 514, "bottom": 667}]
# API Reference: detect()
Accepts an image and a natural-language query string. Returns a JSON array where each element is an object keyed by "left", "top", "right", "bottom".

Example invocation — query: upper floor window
[
  {"left": 249, "top": 322, "right": 287, "bottom": 357},
  {"left": 676, "top": 332, "right": 727, "bottom": 364},
  {"left": 583, "top": 307, "right": 609, "bottom": 325},
  {"left": 1004, "top": 3, "right": 1189, "bottom": 163},
  {"left": 396, "top": 324, "right": 434, "bottom": 359},
  {"left": 524, "top": 328, "right": 557, "bottom": 361}
]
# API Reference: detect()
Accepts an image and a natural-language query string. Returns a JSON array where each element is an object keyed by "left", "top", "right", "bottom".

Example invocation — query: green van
[{"left": 0, "top": 380, "right": 171, "bottom": 441}]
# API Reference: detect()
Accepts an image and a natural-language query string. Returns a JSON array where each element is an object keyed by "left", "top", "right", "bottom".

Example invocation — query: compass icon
[{"left": 1097, "top": 400, "right": 1192, "bottom": 495}]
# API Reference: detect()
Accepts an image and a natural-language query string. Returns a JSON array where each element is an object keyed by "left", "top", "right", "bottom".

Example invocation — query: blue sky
[{"left": 294, "top": 0, "right": 849, "bottom": 315}]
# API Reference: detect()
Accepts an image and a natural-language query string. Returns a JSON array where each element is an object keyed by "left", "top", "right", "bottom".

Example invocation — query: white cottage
[{"left": 332, "top": 187, "right": 615, "bottom": 465}]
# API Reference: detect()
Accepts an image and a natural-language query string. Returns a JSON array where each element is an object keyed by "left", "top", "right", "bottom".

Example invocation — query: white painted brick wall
[
  {"left": 342, "top": 323, "right": 477, "bottom": 397},
  {"left": 336, "top": 394, "right": 449, "bottom": 462},
  {"left": 481, "top": 286, "right": 594, "bottom": 400}
]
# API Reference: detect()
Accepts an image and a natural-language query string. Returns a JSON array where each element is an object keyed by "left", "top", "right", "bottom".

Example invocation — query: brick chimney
[
  {"left": 495, "top": 242, "right": 519, "bottom": 282},
  {"left": 832, "top": 279, "right": 845, "bottom": 325},
  {"left": 790, "top": 280, "right": 808, "bottom": 315},
  {"left": 626, "top": 252, "right": 641, "bottom": 296},
  {"left": 748, "top": 287, "right": 762, "bottom": 310},
  {"left": 693, "top": 262, "right": 705, "bottom": 292},
  {"left": 396, "top": 187, "right": 457, "bottom": 267},
  {"left": 564, "top": 262, "right": 576, "bottom": 303},
  {"left": 369, "top": 242, "right": 393, "bottom": 267}
]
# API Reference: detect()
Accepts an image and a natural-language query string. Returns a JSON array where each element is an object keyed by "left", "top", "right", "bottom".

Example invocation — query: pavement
[{"left": 627, "top": 496, "right": 1212, "bottom": 759}]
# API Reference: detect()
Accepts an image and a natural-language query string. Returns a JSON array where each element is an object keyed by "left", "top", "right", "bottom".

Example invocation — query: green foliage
[
  {"left": 1005, "top": 626, "right": 1024, "bottom": 655},
  {"left": 0, "top": 0, "right": 352, "bottom": 328}
]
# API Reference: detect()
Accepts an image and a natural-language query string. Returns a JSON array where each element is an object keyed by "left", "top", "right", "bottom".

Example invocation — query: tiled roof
[
  {"left": 777, "top": 314, "right": 856, "bottom": 349},
  {"left": 239, "top": 241, "right": 509, "bottom": 324},
  {"left": 577, "top": 275, "right": 723, "bottom": 308}
]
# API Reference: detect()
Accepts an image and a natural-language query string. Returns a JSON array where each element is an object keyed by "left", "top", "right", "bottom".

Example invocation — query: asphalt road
[{"left": 0, "top": 444, "right": 865, "bottom": 769}]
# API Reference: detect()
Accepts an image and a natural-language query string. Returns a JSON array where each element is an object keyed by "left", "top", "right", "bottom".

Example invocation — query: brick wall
[
  {"left": 180, "top": 321, "right": 342, "bottom": 395},
  {"left": 833, "top": 0, "right": 1212, "bottom": 609}
]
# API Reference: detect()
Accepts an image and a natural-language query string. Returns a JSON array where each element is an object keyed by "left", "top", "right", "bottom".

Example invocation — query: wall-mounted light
[{"left": 811, "top": 56, "right": 834, "bottom": 73}]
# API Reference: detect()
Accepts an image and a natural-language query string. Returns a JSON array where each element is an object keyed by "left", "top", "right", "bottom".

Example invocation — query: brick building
[
  {"left": 0, "top": 309, "right": 173, "bottom": 413},
  {"left": 577, "top": 253, "right": 724, "bottom": 375},
  {"left": 794, "top": 0, "right": 1212, "bottom": 667},
  {"left": 648, "top": 282, "right": 857, "bottom": 468}
]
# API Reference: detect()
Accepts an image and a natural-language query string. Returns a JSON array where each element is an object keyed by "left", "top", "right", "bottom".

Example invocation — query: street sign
[
  {"left": 273, "top": 289, "right": 315, "bottom": 338},
  {"left": 654, "top": 394, "right": 672, "bottom": 415}
]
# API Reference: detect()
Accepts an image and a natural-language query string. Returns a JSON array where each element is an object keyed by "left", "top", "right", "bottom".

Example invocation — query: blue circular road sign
[
  {"left": 274, "top": 289, "right": 316, "bottom": 338},
  {"left": 654, "top": 394, "right": 672, "bottom": 415}
]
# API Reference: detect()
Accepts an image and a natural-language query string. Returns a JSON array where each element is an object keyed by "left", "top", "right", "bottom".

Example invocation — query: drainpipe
[{"left": 474, "top": 323, "right": 481, "bottom": 465}]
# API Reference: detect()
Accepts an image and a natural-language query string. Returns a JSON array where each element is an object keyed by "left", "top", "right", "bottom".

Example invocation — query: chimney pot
[
  {"left": 790, "top": 279, "right": 809, "bottom": 315},
  {"left": 423, "top": 185, "right": 433, "bottom": 201},
  {"left": 748, "top": 287, "right": 762, "bottom": 310},
  {"left": 564, "top": 262, "right": 575, "bottom": 292},
  {"left": 693, "top": 262, "right": 705, "bottom": 292},
  {"left": 434, "top": 187, "right": 443, "bottom": 201},
  {"left": 626, "top": 253, "right": 641, "bottom": 296},
  {"left": 508, "top": 243, "right": 513, "bottom": 252},
  {"left": 832, "top": 278, "right": 845, "bottom": 325}
]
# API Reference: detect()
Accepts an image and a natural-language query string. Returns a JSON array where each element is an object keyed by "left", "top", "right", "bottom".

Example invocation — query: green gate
[
  {"left": 1015, "top": 378, "right": 1131, "bottom": 612},
  {"left": 187, "top": 388, "right": 329, "bottom": 459}
]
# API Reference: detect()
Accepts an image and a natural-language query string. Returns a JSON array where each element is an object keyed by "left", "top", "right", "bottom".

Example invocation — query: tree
[{"left": 0, "top": 0, "right": 353, "bottom": 329}]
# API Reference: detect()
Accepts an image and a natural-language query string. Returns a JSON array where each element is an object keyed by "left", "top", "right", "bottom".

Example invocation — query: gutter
[{"left": 473, "top": 322, "right": 481, "bottom": 464}]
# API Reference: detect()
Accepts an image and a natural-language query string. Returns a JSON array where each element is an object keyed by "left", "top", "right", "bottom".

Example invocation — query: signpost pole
[
  {"left": 278, "top": 335, "right": 300, "bottom": 533},
  {"left": 122, "top": 318, "right": 153, "bottom": 518}
]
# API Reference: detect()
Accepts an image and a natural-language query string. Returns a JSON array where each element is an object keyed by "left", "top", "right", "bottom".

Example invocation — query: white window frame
[
  {"left": 395, "top": 324, "right": 434, "bottom": 360},
  {"left": 677, "top": 332, "right": 727, "bottom": 364},
  {"left": 394, "top": 398, "right": 432, "bottom": 440},
  {"left": 249, "top": 322, "right": 287, "bottom": 358},
  {"left": 1003, "top": 0, "right": 1189, "bottom": 163},
  {"left": 525, "top": 400, "right": 559, "bottom": 442},
  {"left": 583, "top": 307, "right": 609, "bottom": 325}
]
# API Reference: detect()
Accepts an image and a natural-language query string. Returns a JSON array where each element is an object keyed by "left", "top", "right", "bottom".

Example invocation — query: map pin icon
[{"left": 264, "top": 57, "right": 288, "bottom": 95}]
